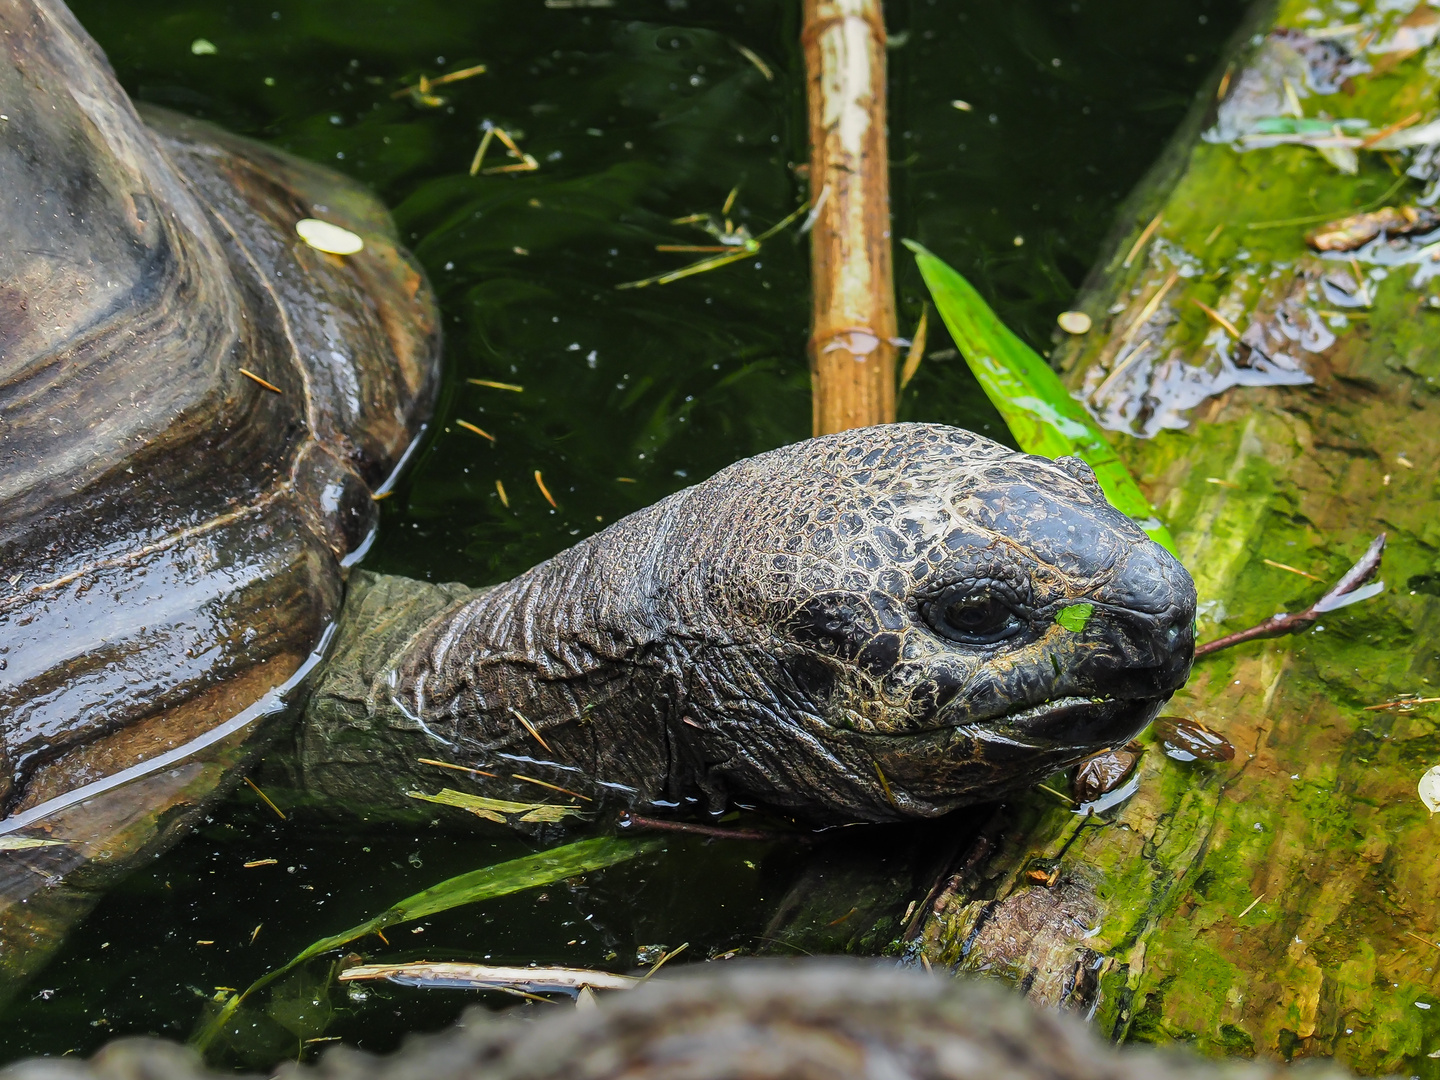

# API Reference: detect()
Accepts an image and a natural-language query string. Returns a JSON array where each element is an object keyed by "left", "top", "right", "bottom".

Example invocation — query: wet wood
[
  {"left": 909, "top": 2, "right": 1440, "bottom": 1073},
  {"left": 802, "top": 0, "right": 899, "bottom": 435}
]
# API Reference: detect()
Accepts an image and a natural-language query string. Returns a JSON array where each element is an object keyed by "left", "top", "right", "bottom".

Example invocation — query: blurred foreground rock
[{"left": 0, "top": 961, "right": 1346, "bottom": 1080}]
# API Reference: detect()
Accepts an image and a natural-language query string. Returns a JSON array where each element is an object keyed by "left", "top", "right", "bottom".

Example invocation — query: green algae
[{"left": 915, "top": 1, "right": 1440, "bottom": 1074}]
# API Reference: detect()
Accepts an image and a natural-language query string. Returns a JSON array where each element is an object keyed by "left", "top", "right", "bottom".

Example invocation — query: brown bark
[{"left": 802, "top": 0, "right": 899, "bottom": 435}]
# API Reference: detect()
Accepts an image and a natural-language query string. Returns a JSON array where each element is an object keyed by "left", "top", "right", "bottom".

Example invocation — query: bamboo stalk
[{"left": 802, "top": 0, "right": 898, "bottom": 435}]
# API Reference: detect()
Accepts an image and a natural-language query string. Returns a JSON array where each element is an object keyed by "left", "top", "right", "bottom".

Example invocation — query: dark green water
[{"left": 0, "top": 0, "right": 1244, "bottom": 1066}]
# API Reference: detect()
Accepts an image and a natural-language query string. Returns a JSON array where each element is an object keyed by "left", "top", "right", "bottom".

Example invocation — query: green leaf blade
[{"left": 904, "top": 239, "right": 1177, "bottom": 555}]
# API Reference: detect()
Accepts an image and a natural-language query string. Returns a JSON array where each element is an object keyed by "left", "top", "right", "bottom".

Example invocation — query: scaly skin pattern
[{"left": 311, "top": 424, "right": 1196, "bottom": 822}]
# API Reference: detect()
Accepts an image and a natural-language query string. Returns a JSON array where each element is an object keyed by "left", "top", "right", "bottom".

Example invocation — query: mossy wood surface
[{"left": 913, "top": 1, "right": 1440, "bottom": 1073}]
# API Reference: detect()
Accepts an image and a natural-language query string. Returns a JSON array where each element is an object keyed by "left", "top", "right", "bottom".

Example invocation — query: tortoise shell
[{"left": 0, "top": 0, "right": 439, "bottom": 980}]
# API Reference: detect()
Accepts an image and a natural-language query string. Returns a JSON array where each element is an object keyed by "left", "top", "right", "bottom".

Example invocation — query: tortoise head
[{"left": 667, "top": 423, "right": 1196, "bottom": 820}]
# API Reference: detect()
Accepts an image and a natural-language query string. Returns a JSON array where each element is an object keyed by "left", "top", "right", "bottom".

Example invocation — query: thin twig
[
  {"left": 618, "top": 811, "right": 811, "bottom": 843},
  {"left": 1196, "top": 534, "right": 1386, "bottom": 659}
]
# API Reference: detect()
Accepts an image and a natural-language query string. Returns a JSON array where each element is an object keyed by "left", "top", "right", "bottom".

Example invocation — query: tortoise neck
[{"left": 380, "top": 496, "right": 714, "bottom": 806}]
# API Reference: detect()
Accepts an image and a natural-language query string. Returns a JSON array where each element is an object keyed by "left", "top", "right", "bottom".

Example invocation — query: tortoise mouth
[{"left": 981, "top": 694, "right": 1162, "bottom": 748}]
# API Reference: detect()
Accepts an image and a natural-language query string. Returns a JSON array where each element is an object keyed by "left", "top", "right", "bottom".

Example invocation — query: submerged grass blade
[
  {"left": 192, "top": 836, "right": 658, "bottom": 1051},
  {"left": 904, "top": 239, "right": 1176, "bottom": 554}
]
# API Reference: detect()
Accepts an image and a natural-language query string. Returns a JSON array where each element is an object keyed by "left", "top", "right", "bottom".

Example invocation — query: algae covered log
[{"left": 913, "top": 1, "right": 1440, "bottom": 1073}]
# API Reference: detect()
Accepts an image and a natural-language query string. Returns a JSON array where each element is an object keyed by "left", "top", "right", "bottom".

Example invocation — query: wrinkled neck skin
[{"left": 383, "top": 488, "right": 760, "bottom": 814}]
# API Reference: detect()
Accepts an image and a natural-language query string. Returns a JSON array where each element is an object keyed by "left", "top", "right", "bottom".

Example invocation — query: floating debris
[
  {"left": 731, "top": 41, "right": 774, "bottom": 81},
  {"left": 1151, "top": 717, "right": 1236, "bottom": 763},
  {"left": 456, "top": 419, "right": 495, "bottom": 442},
  {"left": 512, "top": 773, "right": 592, "bottom": 801},
  {"left": 238, "top": 368, "right": 282, "bottom": 394},
  {"left": 470, "top": 125, "right": 539, "bottom": 176},
  {"left": 243, "top": 776, "right": 287, "bottom": 820},
  {"left": 1420, "top": 766, "right": 1440, "bottom": 814},
  {"left": 950, "top": 99, "right": 973, "bottom": 112},
  {"left": 190, "top": 38, "right": 217, "bottom": 56},
  {"left": 467, "top": 378, "right": 524, "bottom": 392},
  {"left": 1191, "top": 297, "right": 1241, "bottom": 339},
  {"left": 1056, "top": 310, "right": 1091, "bottom": 334},
  {"left": 0, "top": 836, "right": 67, "bottom": 852},
  {"left": 296, "top": 218, "right": 364, "bottom": 255},
  {"left": 243, "top": 858, "right": 278, "bottom": 869},
  {"left": 1262, "top": 557, "right": 1321, "bottom": 581},
  {"left": 1073, "top": 745, "right": 1141, "bottom": 803},
  {"left": 899, "top": 305, "right": 928, "bottom": 389},
  {"left": 392, "top": 64, "right": 487, "bottom": 107},
  {"left": 1307, "top": 205, "right": 1440, "bottom": 252},
  {"left": 339, "top": 961, "right": 636, "bottom": 993},
  {"left": 1364, "top": 695, "right": 1440, "bottom": 712},
  {"left": 617, "top": 196, "right": 809, "bottom": 289},
  {"left": 407, "top": 788, "right": 583, "bottom": 825},
  {"left": 495, "top": 479, "right": 509, "bottom": 507},
  {"left": 533, "top": 470, "right": 558, "bottom": 508},
  {"left": 1238, "top": 893, "right": 1266, "bottom": 919},
  {"left": 418, "top": 757, "right": 497, "bottom": 779},
  {"left": 511, "top": 706, "right": 553, "bottom": 751},
  {"left": 1122, "top": 211, "right": 1163, "bottom": 269}
]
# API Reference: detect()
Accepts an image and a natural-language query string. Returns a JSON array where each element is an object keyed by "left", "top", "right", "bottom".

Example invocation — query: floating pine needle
[
  {"left": 456, "top": 419, "right": 495, "bottom": 442},
  {"left": 1364, "top": 696, "right": 1440, "bottom": 712},
  {"left": 873, "top": 760, "right": 897, "bottom": 808},
  {"left": 239, "top": 369, "right": 282, "bottom": 394},
  {"left": 618, "top": 200, "right": 809, "bottom": 289},
  {"left": 243, "top": 859, "right": 278, "bottom": 869},
  {"left": 511, "top": 707, "right": 553, "bottom": 751},
  {"left": 471, "top": 125, "right": 539, "bottom": 176},
  {"left": 534, "top": 470, "right": 558, "bottom": 508},
  {"left": 1238, "top": 893, "right": 1266, "bottom": 919},
  {"left": 1034, "top": 782, "right": 1078, "bottom": 806},
  {"left": 512, "top": 773, "right": 593, "bottom": 801},
  {"left": 495, "top": 479, "right": 509, "bottom": 507},
  {"left": 1196, "top": 533, "right": 1386, "bottom": 658},
  {"left": 618, "top": 810, "right": 810, "bottom": 843},
  {"left": 250, "top": 924, "right": 262, "bottom": 945},
  {"left": 1122, "top": 211, "right": 1163, "bottom": 268},
  {"left": 1262, "top": 558, "right": 1322, "bottom": 581},
  {"left": 1091, "top": 270, "right": 1180, "bottom": 400},
  {"left": 418, "top": 757, "right": 498, "bottom": 779},
  {"left": 392, "top": 64, "right": 487, "bottom": 106},
  {"left": 640, "top": 941, "right": 688, "bottom": 981},
  {"left": 731, "top": 41, "right": 774, "bottom": 81},
  {"left": 899, "top": 304, "right": 929, "bottom": 390},
  {"left": 1191, "top": 297, "right": 1241, "bottom": 339},
  {"left": 1361, "top": 110, "right": 1423, "bottom": 149},
  {"left": 467, "top": 378, "right": 524, "bottom": 392},
  {"left": 243, "top": 777, "right": 287, "bottom": 821}
]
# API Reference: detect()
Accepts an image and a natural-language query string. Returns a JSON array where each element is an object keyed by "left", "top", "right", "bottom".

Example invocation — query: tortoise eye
[{"left": 923, "top": 587, "right": 1025, "bottom": 646}]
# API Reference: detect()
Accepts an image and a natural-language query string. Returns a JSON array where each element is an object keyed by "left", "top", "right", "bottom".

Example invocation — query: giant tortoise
[{"left": 0, "top": 0, "right": 1196, "bottom": 996}]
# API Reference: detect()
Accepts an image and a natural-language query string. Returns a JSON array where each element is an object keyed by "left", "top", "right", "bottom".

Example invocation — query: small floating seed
[
  {"left": 295, "top": 218, "right": 364, "bottom": 255},
  {"left": 1056, "top": 310, "right": 1091, "bottom": 334},
  {"left": 238, "top": 369, "right": 282, "bottom": 394}
]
